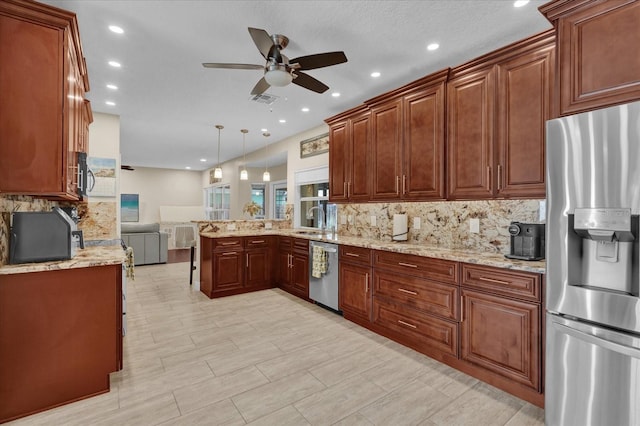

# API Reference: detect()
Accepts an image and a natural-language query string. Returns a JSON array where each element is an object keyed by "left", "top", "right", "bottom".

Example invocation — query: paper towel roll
[{"left": 392, "top": 214, "right": 408, "bottom": 241}]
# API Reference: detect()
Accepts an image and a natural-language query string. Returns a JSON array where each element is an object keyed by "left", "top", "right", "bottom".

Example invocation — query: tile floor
[{"left": 9, "top": 262, "right": 545, "bottom": 425}]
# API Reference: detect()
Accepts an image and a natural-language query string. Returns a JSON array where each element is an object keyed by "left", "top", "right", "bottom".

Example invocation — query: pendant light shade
[
  {"left": 262, "top": 132, "right": 271, "bottom": 182},
  {"left": 214, "top": 124, "right": 223, "bottom": 179},
  {"left": 240, "top": 129, "right": 248, "bottom": 181}
]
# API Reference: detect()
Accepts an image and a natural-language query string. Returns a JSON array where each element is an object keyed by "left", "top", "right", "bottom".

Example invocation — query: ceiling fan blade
[
  {"left": 292, "top": 71, "right": 329, "bottom": 94},
  {"left": 289, "top": 51, "right": 347, "bottom": 70},
  {"left": 202, "top": 63, "right": 264, "bottom": 70},
  {"left": 251, "top": 77, "right": 271, "bottom": 95},
  {"left": 248, "top": 27, "right": 274, "bottom": 59}
]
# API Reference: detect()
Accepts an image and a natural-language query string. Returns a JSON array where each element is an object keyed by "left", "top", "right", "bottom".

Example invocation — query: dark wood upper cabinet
[
  {"left": 326, "top": 105, "right": 371, "bottom": 202},
  {"left": 0, "top": 0, "right": 91, "bottom": 201},
  {"left": 447, "top": 30, "right": 554, "bottom": 200},
  {"left": 367, "top": 69, "right": 449, "bottom": 201},
  {"left": 540, "top": 0, "right": 640, "bottom": 115}
]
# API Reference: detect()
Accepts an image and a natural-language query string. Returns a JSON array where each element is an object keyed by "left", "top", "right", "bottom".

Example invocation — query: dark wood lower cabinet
[
  {"left": 213, "top": 250, "right": 244, "bottom": 292},
  {"left": 0, "top": 265, "right": 122, "bottom": 423},
  {"left": 339, "top": 261, "right": 371, "bottom": 322},
  {"left": 460, "top": 289, "right": 540, "bottom": 391}
]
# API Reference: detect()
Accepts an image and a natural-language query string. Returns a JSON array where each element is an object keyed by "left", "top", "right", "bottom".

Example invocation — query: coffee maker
[{"left": 505, "top": 221, "right": 545, "bottom": 261}]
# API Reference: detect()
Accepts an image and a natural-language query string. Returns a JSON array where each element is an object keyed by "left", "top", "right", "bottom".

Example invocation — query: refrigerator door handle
[{"left": 552, "top": 317, "right": 640, "bottom": 359}]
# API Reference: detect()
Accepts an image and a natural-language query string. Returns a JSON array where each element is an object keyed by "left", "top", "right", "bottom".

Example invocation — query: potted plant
[{"left": 243, "top": 201, "right": 262, "bottom": 218}]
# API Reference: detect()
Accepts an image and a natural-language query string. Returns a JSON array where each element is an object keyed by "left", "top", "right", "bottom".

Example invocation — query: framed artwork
[
  {"left": 87, "top": 157, "right": 117, "bottom": 197},
  {"left": 300, "top": 133, "right": 329, "bottom": 158},
  {"left": 121, "top": 193, "right": 139, "bottom": 222}
]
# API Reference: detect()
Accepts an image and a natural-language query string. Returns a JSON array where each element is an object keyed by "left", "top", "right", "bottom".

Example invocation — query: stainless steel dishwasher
[{"left": 308, "top": 241, "right": 340, "bottom": 312}]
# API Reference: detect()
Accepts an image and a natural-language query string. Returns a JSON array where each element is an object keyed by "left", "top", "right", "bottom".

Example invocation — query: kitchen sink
[{"left": 294, "top": 230, "right": 325, "bottom": 236}]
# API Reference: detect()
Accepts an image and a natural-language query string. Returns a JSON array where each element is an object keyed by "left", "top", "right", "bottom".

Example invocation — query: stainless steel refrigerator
[{"left": 546, "top": 101, "right": 640, "bottom": 425}]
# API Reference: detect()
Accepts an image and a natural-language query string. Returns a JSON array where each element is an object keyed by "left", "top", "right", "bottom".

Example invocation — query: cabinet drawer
[
  {"left": 461, "top": 264, "right": 541, "bottom": 303},
  {"left": 373, "top": 251, "right": 458, "bottom": 284},
  {"left": 278, "top": 236, "right": 292, "bottom": 251},
  {"left": 244, "top": 236, "right": 270, "bottom": 248},
  {"left": 374, "top": 270, "right": 458, "bottom": 321},
  {"left": 373, "top": 298, "right": 458, "bottom": 357},
  {"left": 213, "top": 237, "right": 243, "bottom": 250},
  {"left": 339, "top": 245, "right": 372, "bottom": 265},
  {"left": 292, "top": 238, "right": 309, "bottom": 253}
]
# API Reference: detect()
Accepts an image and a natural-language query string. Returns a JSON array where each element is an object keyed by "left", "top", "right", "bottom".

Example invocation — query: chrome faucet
[{"left": 306, "top": 206, "right": 325, "bottom": 231}]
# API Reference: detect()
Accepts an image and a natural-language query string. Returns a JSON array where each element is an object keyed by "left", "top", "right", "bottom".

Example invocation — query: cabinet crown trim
[
  {"left": 325, "top": 104, "right": 370, "bottom": 125},
  {"left": 539, "top": 0, "right": 606, "bottom": 21},
  {"left": 364, "top": 68, "right": 450, "bottom": 106}
]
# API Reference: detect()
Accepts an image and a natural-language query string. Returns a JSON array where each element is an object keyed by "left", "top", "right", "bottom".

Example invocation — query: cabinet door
[
  {"left": 339, "top": 262, "right": 371, "bottom": 320},
  {"left": 460, "top": 289, "right": 540, "bottom": 391},
  {"left": 371, "top": 99, "right": 402, "bottom": 200},
  {"left": 276, "top": 250, "right": 291, "bottom": 287},
  {"left": 0, "top": 14, "right": 64, "bottom": 195},
  {"left": 291, "top": 252, "right": 309, "bottom": 298},
  {"left": 213, "top": 251, "right": 244, "bottom": 292},
  {"left": 329, "top": 121, "right": 349, "bottom": 201},
  {"left": 447, "top": 68, "right": 495, "bottom": 199},
  {"left": 245, "top": 249, "right": 270, "bottom": 288},
  {"left": 496, "top": 44, "right": 554, "bottom": 198},
  {"left": 556, "top": 0, "right": 640, "bottom": 115},
  {"left": 349, "top": 113, "right": 371, "bottom": 201},
  {"left": 403, "top": 83, "right": 446, "bottom": 200}
]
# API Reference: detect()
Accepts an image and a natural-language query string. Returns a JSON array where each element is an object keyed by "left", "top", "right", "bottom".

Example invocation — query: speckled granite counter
[
  {"left": 0, "top": 245, "right": 125, "bottom": 275},
  {"left": 200, "top": 230, "right": 546, "bottom": 274}
]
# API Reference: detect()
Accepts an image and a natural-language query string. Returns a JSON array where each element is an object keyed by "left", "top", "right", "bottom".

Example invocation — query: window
[
  {"left": 204, "top": 184, "right": 230, "bottom": 220},
  {"left": 251, "top": 183, "right": 265, "bottom": 219},
  {"left": 272, "top": 181, "right": 287, "bottom": 220},
  {"left": 294, "top": 166, "right": 336, "bottom": 231}
]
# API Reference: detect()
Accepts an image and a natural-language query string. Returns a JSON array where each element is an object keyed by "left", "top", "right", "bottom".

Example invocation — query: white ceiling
[{"left": 42, "top": 0, "right": 552, "bottom": 171}]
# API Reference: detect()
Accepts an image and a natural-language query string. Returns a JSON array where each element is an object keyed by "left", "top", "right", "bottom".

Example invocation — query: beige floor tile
[
  {"left": 160, "top": 337, "right": 237, "bottom": 369},
  {"left": 504, "top": 403, "right": 545, "bottom": 426},
  {"left": 93, "top": 392, "right": 180, "bottom": 426},
  {"left": 157, "top": 399, "right": 245, "bottom": 426},
  {"left": 246, "top": 405, "right": 311, "bottom": 426},
  {"left": 428, "top": 382, "right": 525, "bottom": 426},
  {"left": 359, "top": 379, "right": 450, "bottom": 425},
  {"left": 309, "top": 349, "right": 385, "bottom": 387},
  {"left": 294, "top": 375, "right": 387, "bottom": 426},
  {"left": 360, "top": 353, "right": 430, "bottom": 391},
  {"left": 232, "top": 371, "right": 326, "bottom": 422},
  {"left": 206, "top": 341, "right": 284, "bottom": 376},
  {"left": 255, "top": 344, "right": 334, "bottom": 381},
  {"left": 172, "top": 365, "right": 269, "bottom": 414},
  {"left": 332, "top": 412, "right": 375, "bottom": 426},
  {"left": 417, "top": 362, "right": 480, "bottom": 399}
]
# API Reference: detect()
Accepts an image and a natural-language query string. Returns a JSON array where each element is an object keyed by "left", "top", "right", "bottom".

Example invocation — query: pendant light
[
  {"left": 214, "top": 124, "right": 223, "bottom": 179},
  {"left": 262, "top": 132, "right": 271, "bottom": 182},
  {"left": 240, "top": 129, "right": 248, "bottom": 181}
]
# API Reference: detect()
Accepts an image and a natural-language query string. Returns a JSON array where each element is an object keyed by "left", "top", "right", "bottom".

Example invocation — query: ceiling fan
[{"left": 202, "top": 27, "right": 347, "bottom": 95}]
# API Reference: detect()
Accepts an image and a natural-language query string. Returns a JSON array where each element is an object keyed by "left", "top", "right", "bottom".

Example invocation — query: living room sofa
[{"left": 121, "top": 223, "right": 168, "bottom": 266}]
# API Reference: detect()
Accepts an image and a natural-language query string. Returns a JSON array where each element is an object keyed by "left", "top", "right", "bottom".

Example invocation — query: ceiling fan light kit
[{"left": 203, "top": 27, "right": 347, "bottom": 95}]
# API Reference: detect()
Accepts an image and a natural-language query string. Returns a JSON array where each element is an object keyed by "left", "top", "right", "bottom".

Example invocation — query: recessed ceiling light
[
  {"left": 261, "top": 128, "right": 268, "bottom": 132},
  {"left": 108, "top": 25, "right": 124, "bottom": 34},
  {"left": 185, "top": 166, "right": 191, "bottom": 170},
  {"left": 105, "top": 101, "right": 116, "bottom": 106},
  {"left": 200, "top": 158, "right": 207, "bottom": 162},
  {"left": 427, "top": 43, "right": 440, "bottom": 51},
  {"left": 370, "top": 72, "right": 381, "bottom": 78},
  {"left": 513, "top": 0, "right": 529, "bottom": 7},
  {"left": 332, "top": 92, "right": 341, "bottom": 98},
  {"left": 279, "top": 119, "right": 286, "bottom": 123},
  {"left": 106, "top": 84, "right": 118, "bottom": 90},
  {"left": 108, "top": 61, "right": 121, "bottom": 68},
  {"left": 301, "top": 107, "right": 310, "bottom": 112}
]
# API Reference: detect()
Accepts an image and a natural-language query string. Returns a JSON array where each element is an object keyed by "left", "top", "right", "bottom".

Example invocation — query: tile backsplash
[
  {"left": 0, "top": 195, "right": 118, "bottom": 266},
  {"left": 337, "top": 199, "right": 543, "bottom": 254}
]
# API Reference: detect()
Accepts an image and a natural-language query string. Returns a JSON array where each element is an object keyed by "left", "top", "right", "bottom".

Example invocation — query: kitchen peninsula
[{"left": 199, "top": 225, "right": 545, "bottom": 406}]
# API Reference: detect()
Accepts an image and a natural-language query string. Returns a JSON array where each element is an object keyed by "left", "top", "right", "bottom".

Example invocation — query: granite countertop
[
  {"left": 200, "top": 229, "right": 546, "bottom": 274},
  {"left": 0, "top": 245, "right": 125, "bottom": 275}
]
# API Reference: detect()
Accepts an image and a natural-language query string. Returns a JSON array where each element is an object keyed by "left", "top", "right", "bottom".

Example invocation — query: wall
[{"left": 120, "top": 167, "right": 203, "bottom": 224}]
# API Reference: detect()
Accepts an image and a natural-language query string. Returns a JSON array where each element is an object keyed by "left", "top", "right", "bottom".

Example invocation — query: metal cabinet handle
[
  {"left": 365, "top": 273, "right": 369, "bottom": 293},
  {"left": 250, "top": 240, "right": 265, "bottom": 244},
  {"left": 398, "top": 320, "right": 417, "bottom": 329},
  {"left": 221, "top": 242, "right": 238, "bottom": 246},
  {"left": 221, "top": 251, "right": 237, "bottom": 256},
  {"left": 345, "top": 252, "right": 360, "bottom": 257},
  {"left": 344, "top": 182, "right": 347, "bottom": 197},
  {"left": 398, "top": 262, "right": 418, "bottom": 268},
  {"left": 497, "top": 164, "right": 502, "bottom": 191},
  {"left": 347, "top": 181, "right": 351, "bottom": 198},
  {"left": 396, "top": 176, "right": 400, "bottom": 194},
  {"left": 402, "top": 175, "right": 407, "bottom": 194},
  {"left": 479, "top": 276, "right": 510, "bottom": 285},
  {"left": 398, "top": 288, "right": 417, "bottom": 296},
  {"left": 246, "top": 253, "right": 249, "bottom": 268},
  {"left": 487, "top": 166, "right": 492, "bottom": 191}
]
